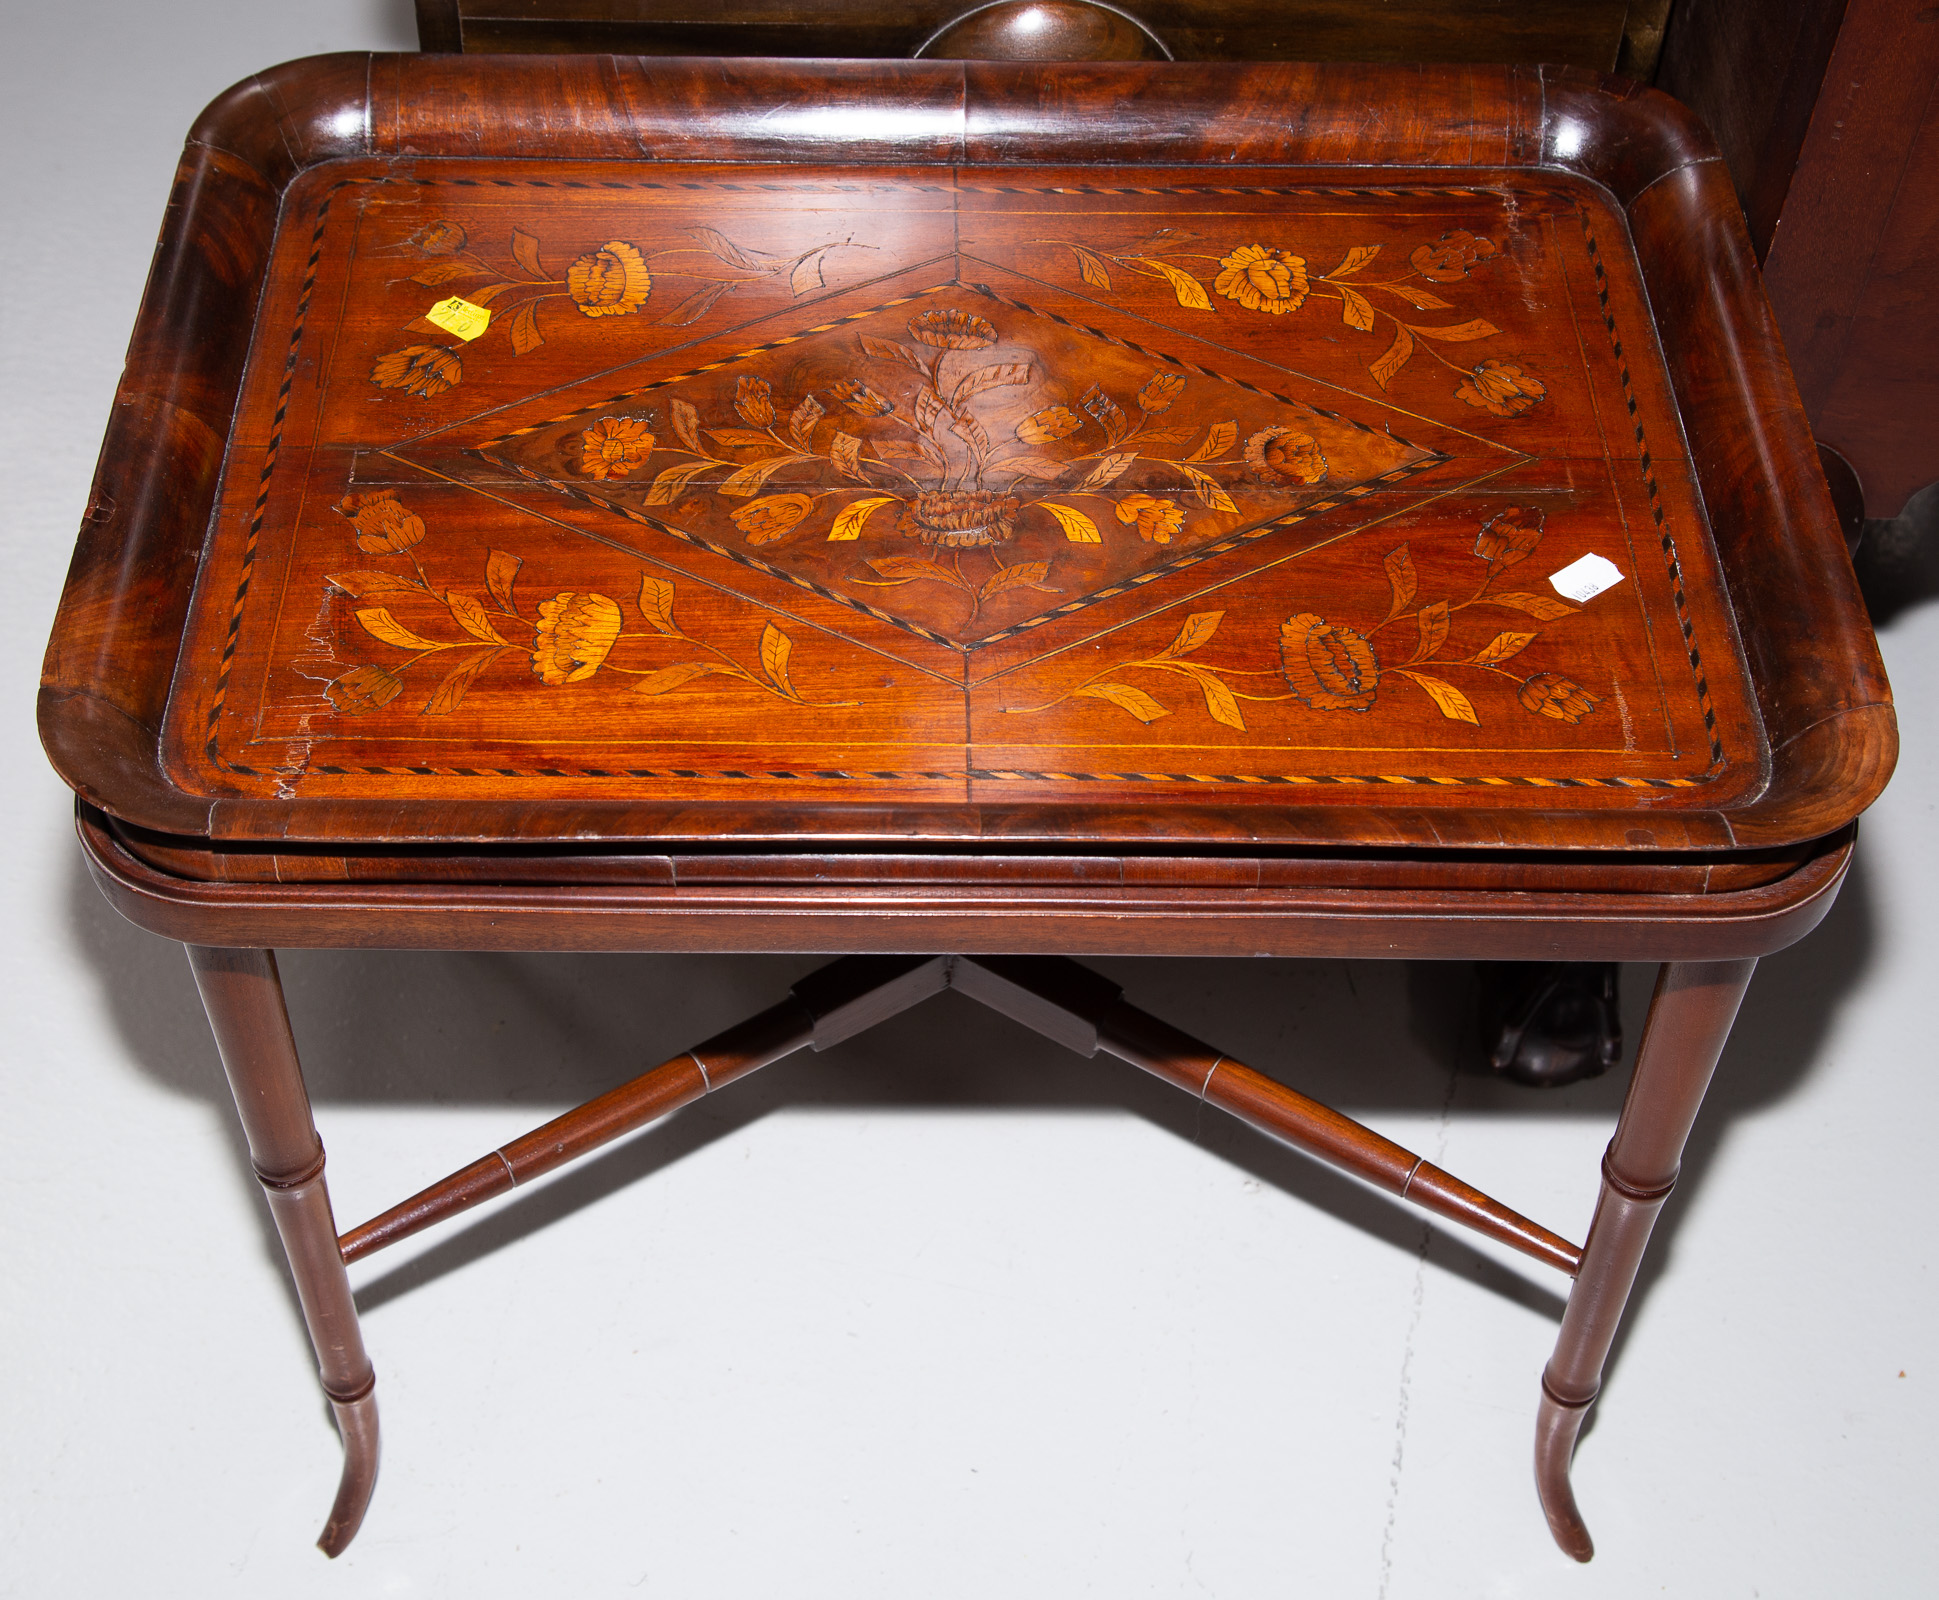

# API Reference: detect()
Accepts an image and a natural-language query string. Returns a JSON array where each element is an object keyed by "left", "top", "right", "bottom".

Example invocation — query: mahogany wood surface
[
  {"left": 78, "top": 804, "right": 1854, "bottom": 963},
  {"left": 36, "top": 53, "right": 1896, "bottom": 1567},
  {"left": 338, "top": 952, "right": 1581, "bottom": 1272},
  {"left": 186, "top": 946, "right": 379, "bottom": 1556},
  {"left": 1534, "top": 956, "right": 1756, "bottom": 1560},
  {"left": 413, "top": 0, "right": 1665, "bottom": 72},
  {"left": 38, "top": 57, "right": 1894, "bottom": 860}
]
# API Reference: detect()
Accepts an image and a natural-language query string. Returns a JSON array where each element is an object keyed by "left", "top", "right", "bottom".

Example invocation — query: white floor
[{"left": 4, "top": 4, "right": 1935, "bottom": 1594}]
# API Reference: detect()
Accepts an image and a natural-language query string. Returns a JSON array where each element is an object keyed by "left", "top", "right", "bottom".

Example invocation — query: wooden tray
[{"left": 39, "top": 56, "right": 1894, "bottom": 856}]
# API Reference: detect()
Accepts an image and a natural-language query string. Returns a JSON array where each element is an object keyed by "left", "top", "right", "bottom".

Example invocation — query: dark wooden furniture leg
[
  {"left": 1535, "top": 957, "right": 1756, "bottom": 1561},
  {"left": 186, "top": 945, "right": 378, "bottom": 1557}
]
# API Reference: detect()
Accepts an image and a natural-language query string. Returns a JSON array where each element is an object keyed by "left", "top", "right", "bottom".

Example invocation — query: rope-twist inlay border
[{"left": 196, "top": 174, "right": 1723, "bottom": 798}]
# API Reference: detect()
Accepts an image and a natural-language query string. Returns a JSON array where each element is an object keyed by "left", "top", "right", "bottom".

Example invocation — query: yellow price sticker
[{"left": 424, "top": 295, "right": 492, "bottom": 342}]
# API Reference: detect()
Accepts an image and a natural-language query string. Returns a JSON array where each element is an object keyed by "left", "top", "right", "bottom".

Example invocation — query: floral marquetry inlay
[
  {"left": 474, "top": 290, "right": 1440, "bottom": 647},
  {"left": 164, "top": 160, "right": 1753, "bottom": 808}
]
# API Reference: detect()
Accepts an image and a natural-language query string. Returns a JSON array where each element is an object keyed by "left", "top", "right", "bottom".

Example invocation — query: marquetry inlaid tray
[
  {"left": 166, "top": 158, "right": 1757, "bottom": 825},
  {"left": 44, "top": 59, "right": 1891, "bottom": 853}
]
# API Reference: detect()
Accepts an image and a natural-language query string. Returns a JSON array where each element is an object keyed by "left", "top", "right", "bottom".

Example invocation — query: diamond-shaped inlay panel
[{"left": 474, "top": 287, "right": 1440, "bottom": 647}]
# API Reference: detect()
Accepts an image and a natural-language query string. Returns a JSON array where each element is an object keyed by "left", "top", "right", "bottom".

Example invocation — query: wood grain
[{"left": 37, "top": 59, "right": 1895, "bottom": 856}]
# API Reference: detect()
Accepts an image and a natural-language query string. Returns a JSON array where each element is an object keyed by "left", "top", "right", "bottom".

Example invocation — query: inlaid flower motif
[
  {"left": 1518, "top": 672, "right": 1600, "bottom": 723},
  {"left": 1135, "top": 372, "right": 1186, "bottom": 412},
  {"left": 1115, "top": 493, "right": 1185, "bottom": 545},
  {"left": 326, "top": 665, "right": 404, "bottom": 715},
  {"left": 370, "top": 344, "right": 462, "bottom": 398},
  {"left": 566, "top": 241, "right": 651, "bottom": 318},
  {"left": 1244, "top": 427, "right": 1328, "bottom": 484},
  {"left": 1014, "top": 405, "right": 1082, "bottom": 444},
  {"left": 829, "top": 379, "right": 894, "bottom": 418},
  {"left": 908, "top": 308, "right": 998, "bottom": 349},
  {"left": 409, "top": 219, "right": 468, "bottom": 256},
  {"left": 731, "top": 493, "right": 815, "bottom": 544},
  {"left": 901, "top": 489, "right": 1020, "bottom": 547},
  {"left": 1280, "top": 612, "right": 1379, "bottom": 711},
  {"left": 1473, "top": 506, "right": 1545, "bottom": 567},
  {"left": 1213, "top": 246, "right": 1310, "bottom": 315},
  {"left": 578, "top": 417, "right": 656, "bottom": 480},
  {"left": 1457, "top": 359, "right": 1547, "bottom": 417},
  {"left": 1409, "top": 230, "right": 1499, "bottom": 282},
  {"left": 337, "top": 490, "right": 427, "bottom": 554},
  {"left": 735, "top": 375, "right": 775, "bottom": 428},
  {"left": 531, "top": 592, "right": 623, "bottom": 684}
]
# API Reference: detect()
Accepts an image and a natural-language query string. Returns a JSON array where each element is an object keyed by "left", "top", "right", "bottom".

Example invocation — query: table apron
[{"left": 81, "top": 813, "right": 1851, "bottom": 963}]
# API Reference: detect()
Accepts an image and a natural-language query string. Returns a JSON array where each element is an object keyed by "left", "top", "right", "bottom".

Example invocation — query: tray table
[{"left": 40, "top": 53, "right": 1894, "bottom": 1560}]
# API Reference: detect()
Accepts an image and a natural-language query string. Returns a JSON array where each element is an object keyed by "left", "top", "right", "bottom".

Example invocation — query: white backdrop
[{"left": 4, "top": 4, "right": 1935, "bottom": 1595}]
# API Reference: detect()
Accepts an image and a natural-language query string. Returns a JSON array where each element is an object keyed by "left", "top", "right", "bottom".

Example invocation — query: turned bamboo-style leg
[
  {"left": 1535, "top": 957, "right": 1756, "bottom": 1561},
  {"left": 187, "top": 945, "right": 377, "bottom": 1558}
]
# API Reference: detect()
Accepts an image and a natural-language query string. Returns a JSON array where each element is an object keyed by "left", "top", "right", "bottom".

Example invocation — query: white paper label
[{"left": 1549, "top": 553, "right": 1625, "bottom": 603}]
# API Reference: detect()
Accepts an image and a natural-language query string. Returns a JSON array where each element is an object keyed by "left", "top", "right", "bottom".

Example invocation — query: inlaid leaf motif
[
  {"left": 422, "top": 646, "right": 501, "bottom": 714},
  {"left": 412, "top": 261, "right": 487, "bottom": 286},
  {"left": 509, "top": 227, "right": 545, "bottom": 278},
  {"left": 1371, "top": 325, "right": 1414, "bottom": 389},
  {"left": 859, "top": 336, "right": 925, "bottom": 373},
  {"left": 788, "top": 395, "right": 824, "bottom": 448},
  {"left": 1468, "top": 630, "right": 1539, "bottom": 666},
  {"left": 759, "top": 623, "right": 794, "bottom": 694},
  {"left": 355, "top": 609, "right": 446, "bottom": 652},
  {"left": 1070, "top": 245, "right": 1112, "bottom": 289},
  {"left": 465, "top": 283, "right": 514, "bottom": 307},
  {"left": 1330, "top": 245, "right": 1381, "bottom": 278},
  {"left": 1182, "top": 664, "right": 1246, "bottom": 729},
  {"left": 1388, "top": 283, "right": 1452, "bottom": 310},
  {"left": 830, "top": 496, "right": 898, "bottom": 541},
  {"left": 1038, "top": 502, "right": 1102, "bottom": 544},
  {"left": 657, "top": 281, "right": 732, "bottom": 327},
  {"left": 1000, "top": 454, "right": 1070, "bottom": 480},
  {"left": 979, "top": 561, "right": 1056, "bottom": 600},
  {"left": 1395, "top": 670, "right": 1479, "bottom": 725},
  {"left": 507, "top": 301, "right": 543, "bottom": 356},
  {"left": 1179, "top": 463, "right": 1237, "bottom": 513},
  {"left": 1076, "top": 451, "right": 1138, "bottom": 491},
  {"left": 1154, "top": 611, "right": 1224, "bottom": 659},
  {"left": 1414, "top": 599, "right": 1450, "bottom": 662},
  {"left": 692, "top": 226, "right": 767, "bottom": 272},
  {"left": 670, "top": 398, "right": 703, "bottom": 455},
  {"left": 914, "top": 387, "right": 946, "bottom": 432},
  {"left": 445, "top": 592, "right": 508, "bottom": 645},
  {"left": 1339, "top": 286, "right": 1377, "bottom": 332},
  {"left": 486, "top": 549, "right": 522, "bottom": 614},
  {"left": 1133, "top": 258, "right": 1212, "bottom": 311},
  {"left": 327, "top": 665, "right": 403, "bottom": 714},
  {"left": 647, "top": 459, "right": 718, "bottom": 505},
  {"left": 1412, "top": 318, "right": 1500, "bottom": 342},
  {"left": 862, "top": 554, "right": 952, "bottom": 584},
  {"left": 1382, "top": 544, "right": 1417, "bottom": 618},
  {"left": 633, "top": 661, "right": 727, "bottom": 695},
  {"left": 327, "top": 570, "right": 419, "bottom": 598},
  {"left": 789, "top": 252, "right": 827, "bottom": 296},
  {"left": 719, "top": 453, "right": 807, "bottom": 497},
  {"left": 950, "top": 411, "right": 991, "bottom": 457},
  {"left": 707, "top": 428, "right": 785, "bottom": 450},
  {"left": 1185, "top": 420, "right": 1236, "bottom": 463},
  {"left": 872, "top": 440, "right": 932, "bottom": 463},
  {"left": 638, "top": 574, "right": 678, "bottom": 634},
  {"left": 950, "top": 363, "right": 1032, "bottom": 409},
  {"left": 1490, "top": 591, "right": 1580, "bottom": 621},
  {"left": 1074, "top": 681, "right": 1170, "bottom": 721},
  {"left": 831, "top": 431, "right": 868, "bottom": 482}
]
